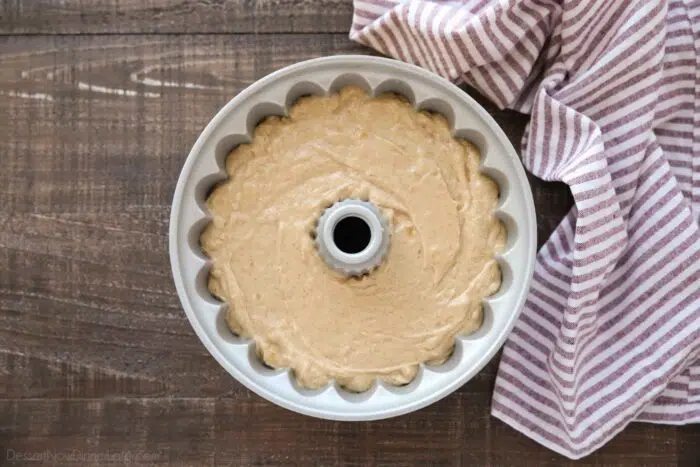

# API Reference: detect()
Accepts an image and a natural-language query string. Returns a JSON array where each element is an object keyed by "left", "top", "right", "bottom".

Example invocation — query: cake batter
[{"left": 201, "top": 86, "right": 505, "bottom": 392}]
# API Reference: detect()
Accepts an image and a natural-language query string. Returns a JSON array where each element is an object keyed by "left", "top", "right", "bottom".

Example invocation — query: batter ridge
[{"left": 201, "top": 86, "right": 505, "bottom": 392}]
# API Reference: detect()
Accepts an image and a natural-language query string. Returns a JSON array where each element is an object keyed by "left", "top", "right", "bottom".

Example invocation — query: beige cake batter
[{"left": 201, "top": 86, "right": 505, "bottom": 392}]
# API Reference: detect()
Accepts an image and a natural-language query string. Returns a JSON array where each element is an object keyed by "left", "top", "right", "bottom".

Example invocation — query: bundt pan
[{"left": 169, "top": 55, "right": 536, "bottom": 420}]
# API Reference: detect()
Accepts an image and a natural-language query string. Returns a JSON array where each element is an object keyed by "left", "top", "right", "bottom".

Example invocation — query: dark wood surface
[{"left": 0, "top": 2, "right": 697, "bottom": 466}]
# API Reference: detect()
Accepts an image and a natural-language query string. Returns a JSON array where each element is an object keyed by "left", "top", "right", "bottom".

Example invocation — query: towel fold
[{"left": 350, "top": 0, "right": 700, "bottom": 459}]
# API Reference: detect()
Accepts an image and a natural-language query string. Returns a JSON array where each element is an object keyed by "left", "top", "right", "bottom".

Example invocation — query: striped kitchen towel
[{"left": 350, "top": 0, "right": 700, "bottom": 459}]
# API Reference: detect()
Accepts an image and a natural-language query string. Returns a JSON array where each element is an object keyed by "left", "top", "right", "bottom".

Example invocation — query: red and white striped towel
[{"left": 350, "top": 0, "right": 700, "bottom": 459}]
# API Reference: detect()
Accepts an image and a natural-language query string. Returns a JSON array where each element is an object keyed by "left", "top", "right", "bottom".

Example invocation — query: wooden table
[{"left": 1, "top": 2, "right": 697, "bottom": 465}]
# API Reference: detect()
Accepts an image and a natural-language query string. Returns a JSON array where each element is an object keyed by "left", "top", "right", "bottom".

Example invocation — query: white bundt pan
[{"left": 170, "top": 55, "right": 537, "bottom": 421}]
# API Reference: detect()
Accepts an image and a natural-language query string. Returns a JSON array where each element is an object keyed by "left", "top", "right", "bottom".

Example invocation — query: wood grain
[
  {"left": 0, "top": 396, "right": 693, "bottom": 466},
  {"left": 0, "top": 18, "right": 697, "bottom": 467},
  {"left": 0, "top": 0, "right": 354, "bottom": 34}
]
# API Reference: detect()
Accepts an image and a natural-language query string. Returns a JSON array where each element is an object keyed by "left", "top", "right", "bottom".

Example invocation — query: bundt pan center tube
[
  {"left": 315, "top": 199, "right": 390, "bottom": 277},
  {"left": 169, "top": 55, "right": 537, "bottom": 421}
]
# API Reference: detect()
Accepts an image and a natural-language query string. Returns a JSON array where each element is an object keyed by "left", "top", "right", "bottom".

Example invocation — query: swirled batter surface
[{"left": 201, "top": 86, "right": 505, "bottom": 392}]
